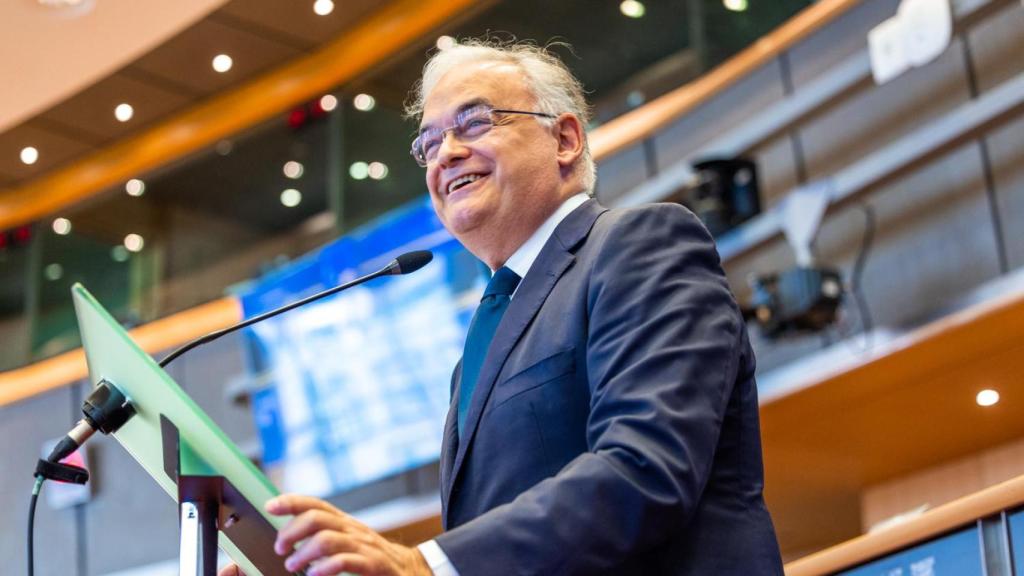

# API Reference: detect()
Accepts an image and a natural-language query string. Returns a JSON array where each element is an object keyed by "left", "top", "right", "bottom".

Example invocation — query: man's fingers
[
  {"left": 265, "top": 493, "right": 339, "bottom": 516},
  {"left": 306, "top": 553, "right": 374, "bottom": 576},
  {"left": 217, "top": 564, "right": 244, "bottom": 576},
  {"left": 275, "top": 509, "right": 352, "bottom": 555},
  {"left": 284, "top": 532, "right": 361, "bottom": 573}
]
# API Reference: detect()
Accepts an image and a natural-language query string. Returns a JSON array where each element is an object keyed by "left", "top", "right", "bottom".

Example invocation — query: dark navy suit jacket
[{"left": 434, "top": 200, "right": 783, "bottom": 575}]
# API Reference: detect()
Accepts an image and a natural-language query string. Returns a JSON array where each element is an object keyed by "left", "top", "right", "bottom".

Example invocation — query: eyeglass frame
[{"left": 410, "top": 105, "right": 557, "bottom": 167}]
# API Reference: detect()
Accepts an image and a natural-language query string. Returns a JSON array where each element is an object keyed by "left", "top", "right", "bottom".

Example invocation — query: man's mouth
[{"left": 447, "top": 173, "right": 488, "bottom": 195}]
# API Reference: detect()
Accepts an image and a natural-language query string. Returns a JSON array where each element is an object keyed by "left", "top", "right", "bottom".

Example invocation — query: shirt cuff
[{"left": 417, "top": 540, "right": 460, "bottom": 576}]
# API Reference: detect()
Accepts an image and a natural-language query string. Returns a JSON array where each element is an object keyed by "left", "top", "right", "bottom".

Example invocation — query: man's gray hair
[{"left": 405, "top": 39, "right": 597, "bottom": 193}]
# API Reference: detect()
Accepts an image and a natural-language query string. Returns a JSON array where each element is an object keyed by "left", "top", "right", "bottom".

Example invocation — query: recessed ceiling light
[
  {"left": 353, "top": 93, "right": 376, "bottom": 112},
  {"left": 20, "top": 146, "right": 39, "bottom": 165},
  {"left": 125, "top": 178, "right": 145, "bottom": 197},
  {"left": 620, "top": 0, "right": 646, "bottom": 18},
  {"left": 283, "top": 161, "right": 304, "bottom": 179},
  {"left": 44, "top": 263, "right": 64, "bottom": 281},
  {"left": 124, "top": 233, "right": 145, "bottom": 252},
  {"left": 723, "top": 0, "right": 748, "bottom": 12},
  {"left": 319, "top": 94, "right": 338, "bottom": 112},
  {"left": 313, "top": 0, "right": 334, "bottom": 16},
  {"left": 215, "top": 140, "right": 234, "bottom": 156},
  {"left": 976, "top": 389, "right": 1000, "bottom": 407},
  {"left": 52, "top": 217, "right": 72, "bottom": 235},
  {"left": 280, "top": 188, "right": 302, "bottom": 207},
  {"left": 436, "top": 35, "right": 456, "bottom": 51},
  {"left": 349, "top": 161, "right": 369, "bottom": 180},
  {"left": 212, "top": 54, "right": 233, "bottom": 73},
  {"left": 114, "top": 103, "right": 134, "bottom": 122},
  {"left": 368, "top": 161, "right": 389, "bottom": 180}
]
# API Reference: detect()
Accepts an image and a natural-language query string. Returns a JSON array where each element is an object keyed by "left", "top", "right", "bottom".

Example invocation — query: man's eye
[
  {"left": 422, "top": 137, "right": 443, "bottom": 155},
  {"left": 462, "top": 117, "right": 491, "bottom": 134}
]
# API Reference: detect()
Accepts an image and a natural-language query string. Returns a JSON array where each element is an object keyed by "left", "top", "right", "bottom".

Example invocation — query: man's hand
[{"left": 263, "top": 493, "right": 432, "bottom": 576}]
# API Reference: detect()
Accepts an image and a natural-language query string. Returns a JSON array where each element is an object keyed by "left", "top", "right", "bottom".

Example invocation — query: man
[{"left": 223, "top": 40, "right": 783, "bottom": 576}]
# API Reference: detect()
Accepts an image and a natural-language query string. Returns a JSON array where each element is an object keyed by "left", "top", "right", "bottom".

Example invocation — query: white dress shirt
[{"left": 416, "top": 192, "right": 590, "bottom": 576}]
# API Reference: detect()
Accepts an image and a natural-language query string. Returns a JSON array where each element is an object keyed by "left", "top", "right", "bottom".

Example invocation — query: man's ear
[{"left": 554, "top": 114, "right": 585, "bottom": 172}]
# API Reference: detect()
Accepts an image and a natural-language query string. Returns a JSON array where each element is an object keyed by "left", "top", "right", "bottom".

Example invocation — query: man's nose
[{"left": 436, "top": 130, "right": 470, "bottom": 168}]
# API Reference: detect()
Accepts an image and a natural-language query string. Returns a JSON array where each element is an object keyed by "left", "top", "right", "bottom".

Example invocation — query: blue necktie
[{"left": 458, "top": 266, "right": 521, "bottom": 434}]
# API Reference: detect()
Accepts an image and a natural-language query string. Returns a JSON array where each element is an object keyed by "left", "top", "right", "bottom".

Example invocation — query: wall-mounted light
[
  {"left": 52, "top": 218, "right": 72, "bottom": 235},
  {"left": 124, "top": 234, "right": 145, "bottom": 252},
  {"left": 349, "top": 162, "right": 369, "bottom": 180},
  {"left": 125, "top": 179, "right": 146, "bottom": 197},
  {"left": 280, "top": 189, "right": 302, "bottom": 208},
  {"left": 620, "top": 0, "right": 646, "bottom": 18},
  {"left": 368, "top": 162, "right": 389, "bottom": 180},
  {"left": 724, "top": 0, "right": 748, "bottom": 12},
  {"left": 353, "top": 94, "right": 376, "bottom": 112},
  {"left": 319, "top": 94, "right": 338, "bottom": 112},
  {"left": 283, "top": 161, "right": 304, "bottom": 179},
  {"left": 436, "top": 35, "right": 456, "bottom": 51}
]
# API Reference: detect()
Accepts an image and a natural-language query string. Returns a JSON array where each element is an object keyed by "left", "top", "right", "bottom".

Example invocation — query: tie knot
[{"left": 483, "top": 267, "right": 521, "bottom": 299}]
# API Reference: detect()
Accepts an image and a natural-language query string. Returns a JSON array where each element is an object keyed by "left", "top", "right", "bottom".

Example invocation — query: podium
[{"left": 72, "top": 284, "right": 297, "bottom": 576}]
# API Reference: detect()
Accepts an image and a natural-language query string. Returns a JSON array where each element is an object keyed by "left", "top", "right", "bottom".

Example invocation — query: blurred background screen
[{"left": 239, "top": 198, "right": 484, "bottom": 496}]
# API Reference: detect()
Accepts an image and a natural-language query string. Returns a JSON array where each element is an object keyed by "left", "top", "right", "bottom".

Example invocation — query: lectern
[{"left": 73, "top": 284, "right": 298, "bottom": 576}]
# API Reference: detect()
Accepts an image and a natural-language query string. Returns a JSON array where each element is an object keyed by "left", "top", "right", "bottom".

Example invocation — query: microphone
[
  {"left": 158, "top": 250, "right": 433, "bottom": 368},
  {"left": 45, "top": 250, "right": 433, "bottom": 464}
]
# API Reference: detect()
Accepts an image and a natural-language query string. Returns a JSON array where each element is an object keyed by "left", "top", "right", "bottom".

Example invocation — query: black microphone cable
[{"left": 28, "top": 476, "right": 43, "bottom": 576}]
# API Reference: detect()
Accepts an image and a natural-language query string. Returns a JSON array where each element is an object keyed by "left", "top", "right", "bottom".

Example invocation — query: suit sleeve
[{"left": 434, "top": 205, "right": 745, "bottom": 574}]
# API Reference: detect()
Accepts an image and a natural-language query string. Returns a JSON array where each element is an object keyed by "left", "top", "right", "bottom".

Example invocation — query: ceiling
[
  {"left": 0, "top": 0, "right": 227, "bottom": 133},
  {"left": 0, "top": 0, "right": 383, "bottom": 188}
]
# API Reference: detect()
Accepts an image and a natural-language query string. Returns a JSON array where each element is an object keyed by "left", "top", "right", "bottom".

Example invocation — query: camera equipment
[{"left": 684, "top": 157, "right": 762, "bottom": 236}]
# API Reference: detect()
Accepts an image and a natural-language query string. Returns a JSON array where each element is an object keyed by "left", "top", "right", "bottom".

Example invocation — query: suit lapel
[
  {"left": 442, "top": 200, "right": 606, "bottom": 511},
  {"left": 439, "top": 362, "right": 460, "bottom": 526}
]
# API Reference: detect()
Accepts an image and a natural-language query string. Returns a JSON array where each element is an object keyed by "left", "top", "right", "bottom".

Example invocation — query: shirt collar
[{"left": 502, "top": 192, "right": 589, "bottom": 283}]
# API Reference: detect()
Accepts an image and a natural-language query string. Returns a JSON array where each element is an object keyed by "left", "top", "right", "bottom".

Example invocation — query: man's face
[{"left": 419, "top": 61, "right": 565, "bottom": 248}]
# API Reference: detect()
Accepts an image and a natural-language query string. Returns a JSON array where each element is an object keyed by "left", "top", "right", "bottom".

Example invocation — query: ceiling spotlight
[
  {"left": 114, "top": 103, "right": 134, "bottom": 122},
  {"left": 976, "top": 389, "right": 1000, "bottom": 407},
  {"left": 620, "top": 0, "right": 646, "bottom": 18},
  {"left": 368, "top": 161, "right": 389, "bottom": 180},
  {"left": 111, "top": 245, "right": 130, "bottom": 262},
  {"left": 436, "top": 35, "right": 456, "bottom": 51},
  {"left": 353, "top": 93, "right": 376, "bottom": 112},
  {"left": 44, "top": 263, "right": 64, "bottom": 282},
  {"left": 319, "top": 94, "right": 338, "bottom": 112},
  {"left": 125, "top": 178, "right": 146, "bottom": 197},
  {"left": 280, "top": 188, "right": 302, "bottom": 207},
  {"left": 313, "top": 0, "right": 334, "bottom": 16},
  {"left": 349, "top": 161, "right": 369, "bottom": 180},
  {"left": 212, "top": 54, "right": 233, "bottom": 73},
  {"left": 283, "top": 161, "right": 304, "bottom": 179},
  {"left": 20, "top": 146, "right": 39, "bottom": 165},
  {"left": 723, "top": 0, "right": 748, "bottom": 12},
  {"left": 215, "top": 140, "right": 234, "bottom": 156},
  {"left": 124, "top": 233, "right": 145, "bottom": 252},
  {"left": 52, "top": 217, "right": 72, "bottom": 235}
]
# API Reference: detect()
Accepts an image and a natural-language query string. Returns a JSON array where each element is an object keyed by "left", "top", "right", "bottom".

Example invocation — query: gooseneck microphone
[
  {"left": 157, "top": 249, "right": 433, "bottom": 368},
  {"left": 44, "top": 250, "right": 434, "bottom": 464}
]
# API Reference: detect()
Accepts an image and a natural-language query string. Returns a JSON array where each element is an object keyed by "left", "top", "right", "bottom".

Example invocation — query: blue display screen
[
  {"left": 239, "top": 197, "right": 485, "bottom": 496},
  {"left": 1009, "top": 509, "right": 1024, "bottom": 574},
  {"left": 837, "top": 527, "right": 982, "bottom": 576}
]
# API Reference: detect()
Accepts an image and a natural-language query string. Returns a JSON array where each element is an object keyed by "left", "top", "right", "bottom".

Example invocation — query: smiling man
[{"left": 222, "top": 40, "right": 783, "bottom": 576}]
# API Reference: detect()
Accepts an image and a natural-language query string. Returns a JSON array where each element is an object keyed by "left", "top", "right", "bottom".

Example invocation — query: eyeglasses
[{"left": 411, "top": 105, "right": 556, "bottom": 167}]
